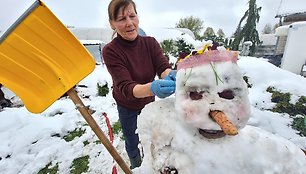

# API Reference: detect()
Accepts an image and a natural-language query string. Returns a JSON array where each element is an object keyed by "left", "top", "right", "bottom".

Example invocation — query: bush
[
  {"left": 160, "top": 39, "right": 176, "bottom": 58},
  {"left": 160, "top": 39, "right": 194, "bottom": 58},
  {"left": 97, "top": 82, "right": 109, "bottom": 97}
]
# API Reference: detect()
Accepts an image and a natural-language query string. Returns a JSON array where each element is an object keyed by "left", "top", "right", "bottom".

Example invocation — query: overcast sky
[{"left": 0, "top": 0, "right": 305, "bottom": 37}]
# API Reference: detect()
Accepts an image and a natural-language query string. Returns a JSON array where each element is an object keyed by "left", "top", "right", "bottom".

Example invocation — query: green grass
[
  {"left": 97, "top": 83, "right": 109, "bottom": 97},
  {"left": 112, "top": 120, "right": 125, "bottom": 140},
  {"left": 266, "top": 87, "right": 306, "bottom": 136},
  {"left": 37, "top": 162, "right": 59, "bottom": 174},
  {"left": 63, "top": 128, "right": 86, "bottom": 142},
  {"left": 292, "top": 116, "right": 306, "bottom": 136},
  {"left": 112, "top": 120, "right": 122, "bottom": 135},
  {"left": 70, "top": 155, "right": 90, "bottom": 174},
  {"left": 94, "top": 140, "right": 101, "bottom": 144},
  {"left": 38, "top": 127, "right": 88, "bottom": 173},
  {"left": 83, "top": 140, "right": 90, "bottom": 146}
]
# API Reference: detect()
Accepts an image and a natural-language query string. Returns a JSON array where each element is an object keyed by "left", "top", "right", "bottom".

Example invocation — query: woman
[{"left": 103, "top": 0, "right": 176, "bottom": 169}]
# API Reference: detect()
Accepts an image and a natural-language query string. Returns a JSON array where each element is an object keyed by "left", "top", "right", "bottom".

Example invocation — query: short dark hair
[{"left": 108, "top": 0, "right": 137, "bottom": 21}]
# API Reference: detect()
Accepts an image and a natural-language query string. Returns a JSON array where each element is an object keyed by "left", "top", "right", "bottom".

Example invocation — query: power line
[{"left": 276, "top": 0, "right": 283, "bottom": 16}]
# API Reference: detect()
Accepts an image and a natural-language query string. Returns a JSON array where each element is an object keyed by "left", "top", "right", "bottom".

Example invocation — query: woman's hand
[
  {"left": 150, "top": 79, "right": 176, "bottom": 98},
  {"left": 164, "top": 70, "right": 177, "bottom": 81}
]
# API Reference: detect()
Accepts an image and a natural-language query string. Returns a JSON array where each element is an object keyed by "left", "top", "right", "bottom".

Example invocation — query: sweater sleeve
[
  {"left": 150, "top": 38, "right": 171, "bottom": 77},
  {"left": 103, "top": 44, "right": 137, "bottom": 100}
]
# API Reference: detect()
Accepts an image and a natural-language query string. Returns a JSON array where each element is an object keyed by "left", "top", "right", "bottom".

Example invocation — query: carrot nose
[{"left": 209, "top": 111, "right": 238, "bottom": 136}]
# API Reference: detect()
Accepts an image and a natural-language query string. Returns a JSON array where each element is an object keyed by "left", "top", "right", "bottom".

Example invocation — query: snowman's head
[{"left": 175, "top": 45, "right": 250, "bottom": 139}]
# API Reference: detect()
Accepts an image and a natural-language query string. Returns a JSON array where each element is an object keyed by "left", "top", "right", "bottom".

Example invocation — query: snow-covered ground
[
  {"left": 1, "top": 25, "right": 306, "bottom": 173},
  {"left": 0, "top": 55, "right": 305, "bottom": 173}
]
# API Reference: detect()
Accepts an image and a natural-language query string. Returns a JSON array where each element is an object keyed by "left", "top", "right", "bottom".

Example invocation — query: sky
[
  {"left": 1, "top": 0, "right": 306, "bottom": 37},
  {"left": 0, "top": 29, "right": 306, "bottom": 173}
]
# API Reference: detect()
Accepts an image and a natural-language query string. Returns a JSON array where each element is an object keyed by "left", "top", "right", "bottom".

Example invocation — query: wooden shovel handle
[{"left": 67, "top": 88, "right": 132, "bottom": 174}]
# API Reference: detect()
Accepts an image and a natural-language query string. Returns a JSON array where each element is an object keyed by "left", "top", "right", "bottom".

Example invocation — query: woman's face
[{"left": 110, "top": 4, "right": 139, "bottom": 41}]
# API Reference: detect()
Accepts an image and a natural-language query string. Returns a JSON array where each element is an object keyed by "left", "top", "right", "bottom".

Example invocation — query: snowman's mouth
[{"left": 198, "top": 128, "right": 226, "bottom": 139}]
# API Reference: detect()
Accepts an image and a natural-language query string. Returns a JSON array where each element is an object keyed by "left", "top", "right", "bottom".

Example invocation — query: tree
[
  {"left": 215, "top": 28, "right": 226, "bottom": 44},
  {"left": 160, "top": 39, "right": 176, "bottom": 58},
  {"left": 175, "top": 38, "right": 194, "bottom": 57},
  {"left": 175, "top": 16, "right": 204, "bottom": 40},
  {"left": 159, "top": 38, "right": 194, "bottom": 69},
  {"left": 273, "top": 23, "right": 280, "bottom": 33},
  {"left": 160, "top": 39, "right": 194, "bottom": 58},
  {"left": 262, "top": 23, "right": 273, "bottom": 34},
  {"left": 202, "top": 27, "right": 216, "bottom": 41},
  {"left": 231, "top": 0, "right": 262, "bottom": 56},
  {"left": 202, "top": 27, "right": 226, "bottom": 45},
  {"left": 217, "top": 28, "right": 225, "bottom": 38}
]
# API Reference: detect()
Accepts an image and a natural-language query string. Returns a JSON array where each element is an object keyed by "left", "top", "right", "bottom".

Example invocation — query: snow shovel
[{"left": 0, "top": 1, "right": 132, "bottom": 173}]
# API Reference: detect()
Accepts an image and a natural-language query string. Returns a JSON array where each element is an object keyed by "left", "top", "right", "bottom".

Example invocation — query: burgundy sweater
[{"left": 103, "top": 35, "right": 171, "bottom": 110}]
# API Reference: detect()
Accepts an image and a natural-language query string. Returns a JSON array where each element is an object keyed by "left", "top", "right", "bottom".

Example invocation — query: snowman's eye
[
  {"left": 190, "top": 91, "right": 203, "bottom": 100},
  {"left": 218, "top": 90, "right": 234, "bottom": 100}
]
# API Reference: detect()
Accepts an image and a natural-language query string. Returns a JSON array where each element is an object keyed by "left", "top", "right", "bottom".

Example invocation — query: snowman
[{"left": 134, "top": 44, "right": 306, "bottom": 174}]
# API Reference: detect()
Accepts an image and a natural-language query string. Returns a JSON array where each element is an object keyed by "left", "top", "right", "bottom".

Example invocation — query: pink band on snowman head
[{"left": 177, "top": 50, "right": 239, "bottom": 70}]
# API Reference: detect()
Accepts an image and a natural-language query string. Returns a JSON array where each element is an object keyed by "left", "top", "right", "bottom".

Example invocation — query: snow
[
  {"left": 135, "top": 52, "right": 306, "bottom": 173},
  {"left": 136, "top": 99, "right": 305, "bottom": 173},
  {"left": 1, "top": 34, "right": 306, "bottom": 173},
  {"left": 144, "top": 27, "right": 202, "bottom": 48}
]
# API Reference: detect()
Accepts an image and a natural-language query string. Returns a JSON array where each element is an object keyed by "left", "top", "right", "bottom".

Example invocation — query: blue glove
[
  {"left": 164, "top": 70, "right": 177, "bottom": 81},
  {"left": 150, "top": 79, "right": 176, "bottom": 98}
]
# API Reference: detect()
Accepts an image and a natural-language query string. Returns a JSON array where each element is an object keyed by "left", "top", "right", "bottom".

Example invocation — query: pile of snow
[
  {"left": 144, "top": 27, "right": 202, "bottom": 48},
  {"left": 135, "top": 54, "right": 306, "bottom": 173},
  {"left": 0, "top": 57, "right": 305, "bottom": 173}
]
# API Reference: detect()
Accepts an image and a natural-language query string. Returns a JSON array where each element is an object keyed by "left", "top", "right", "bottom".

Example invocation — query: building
[
  {"left": 274, "top": 12, "right": 306, "bottom": 76},
  {"left": 275, "top": 11, "right": 306, "bottom": 55}
]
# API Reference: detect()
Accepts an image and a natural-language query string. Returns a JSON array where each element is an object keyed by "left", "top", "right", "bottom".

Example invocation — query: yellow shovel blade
[{"left": 0, "top": 1, "right": 95, "bottom": 113}]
